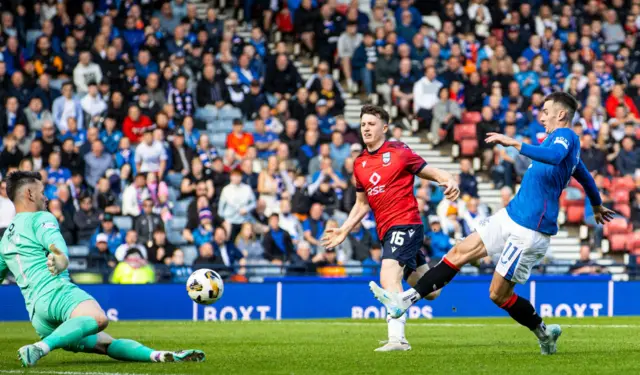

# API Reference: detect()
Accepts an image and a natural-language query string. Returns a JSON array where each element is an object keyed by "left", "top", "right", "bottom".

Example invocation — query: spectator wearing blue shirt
[
  {"left": 514, "top": 57, "right": 540, "bottom": 97},
  {"left": 396, "top": 11, "right": 418, "bottom": 45},
  {"left": 395, "top": 0, "right": 422, "bottom": 30},
  {"left": 90, "top": 216, "right": 126, "bottom": 255},
  {"left": 169, "top": 249, "right": 193, "bottom": 283},
  {"left": 212, "top": 227, "right": 244, "bottom": 270},
  {"left": 192, "top": 208, "right": 215, "bottom": 248},
  {"left": 263, "top": 214, "right": 295, "bottom": 263},
  {"left": 235, "top": 54, "right": 261, "bottom": 87},
  {"left": 115, "top": 137, "right": 137, "bottom": 175},
  {"left": 58, "top": 117, "right": 87, "bottom": 148},
  {"left": 253, "top": 119, "right": 279, "bottom": 159},
  {"left": 303, "top": 203, "right": 326, "bottom": 250},
  {"left": 46, "top": 152, "right": 71, "bottom": 185},
  {"left": 362, "top": 245, "right": 382, "bottom": 276},
  {"left": 181, "top": 116, "right": 201, "bottom": 151},
  {"left": 249, "top": 27, "right": 268, "bottom": 59},
  {"left": 427, "top": 217, "right": 452, "bottom": 260},
  {"left": 521, "top": 35, "right": 549, "bottom": 65},
  {"left": 134, "top": 49, "right": 159, "bottom": 80},
  {"left": 316, "top": 100, "right": 336, "bottom": 135},
  {"left": 100, "top": 115, "right": 124, "bottom": 155}
]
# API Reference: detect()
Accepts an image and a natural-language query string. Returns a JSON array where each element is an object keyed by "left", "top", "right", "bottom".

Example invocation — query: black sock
[
  {"left": 501, "top": 294, "right": 544, "bottom": 332},
  {"left": 410, "top": 258, "right": 459, "bottom": 301}
]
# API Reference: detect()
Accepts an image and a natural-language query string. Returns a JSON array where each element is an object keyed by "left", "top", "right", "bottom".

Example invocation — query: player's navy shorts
[{"left": 381, "top": 224, "right": 426, "bottom": 273}]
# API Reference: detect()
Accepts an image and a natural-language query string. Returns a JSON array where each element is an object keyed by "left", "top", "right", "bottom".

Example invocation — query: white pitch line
[
  {"left": 0, "top": 371, "right": 184, "bottom": 375},
  {"left": 265, "top": 321, "right": 640, "bottom": 329}
]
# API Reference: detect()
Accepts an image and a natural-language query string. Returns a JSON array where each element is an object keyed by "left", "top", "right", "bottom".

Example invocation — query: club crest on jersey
[
  {"left": 382, "top": 152, "right": 391, "bottom": 165},
  {"left": 362, "top": 160, "right": 367, "bottom": 167}
]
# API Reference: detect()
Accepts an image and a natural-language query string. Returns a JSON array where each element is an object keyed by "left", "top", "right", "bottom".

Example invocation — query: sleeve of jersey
[
  {"left": 354, "top": 164, "right": 364, "bottom": 192},
  {"left": 404, "top": 148, "right": 428, "bottom": 175},
  {"left": 572, "top": 160, "right": 603, "bottom": 206},
  {"left": 519, "top": 130, "right": 572, "bottom": 165},
  {"left": 0, "top": 256, "right": 7, "bottom": 283},
  {"left": 33, "top": 212, "right": 69, "bottom": 259}
]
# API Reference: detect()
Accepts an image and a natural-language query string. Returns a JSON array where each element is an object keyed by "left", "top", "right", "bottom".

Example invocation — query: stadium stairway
[{"left": 203, "top": 10, "right": 585, "bottom": 264}]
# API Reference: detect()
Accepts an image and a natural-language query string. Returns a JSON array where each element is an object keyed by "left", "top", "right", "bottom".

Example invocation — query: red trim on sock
[
  {"left": 500, "top": 294, "right": 518, "bottom": 309},
  {"left": 442, "top": 257, "right": 460, "bottom": 271}
]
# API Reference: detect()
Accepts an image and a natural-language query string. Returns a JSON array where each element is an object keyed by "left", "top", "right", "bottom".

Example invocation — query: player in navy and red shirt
[{"left": 322, "top": 105, "right": 460, "bottom": 352}]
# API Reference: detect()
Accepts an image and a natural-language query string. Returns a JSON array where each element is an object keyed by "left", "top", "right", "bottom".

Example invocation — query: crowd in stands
[{"left": 0, "top": 0, "right": 639, "bottom": 283}]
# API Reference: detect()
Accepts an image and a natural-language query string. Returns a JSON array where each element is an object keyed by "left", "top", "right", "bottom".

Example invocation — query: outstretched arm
[
  {"left": 322, "top": 191, "right": 370, "bottom": 249},
  {"left": 572, "top": 161, "right": 615, "bottom": 224},
  {"left": 485, "top": 132, "right": 570, "bottom": 166},
  {"left": 34, "top": 212, "right": 70, "bottom": 276},
  {"left": 416, "top": 165, "right": 460, "bottom": 201}
]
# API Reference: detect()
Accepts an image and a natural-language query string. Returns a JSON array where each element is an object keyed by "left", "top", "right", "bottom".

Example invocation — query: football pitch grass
[{"left": 1, "top": 317, "right": 640, "bottom": 375}]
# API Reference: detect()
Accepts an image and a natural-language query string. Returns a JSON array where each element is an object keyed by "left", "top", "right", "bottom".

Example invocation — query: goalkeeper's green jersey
[{"left": 0, "top": 211, "right": 71, "bottom": 318}]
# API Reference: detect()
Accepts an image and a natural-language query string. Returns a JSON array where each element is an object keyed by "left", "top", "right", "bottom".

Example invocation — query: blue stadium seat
[
  {"left": 68, "top": 245, "right": 90, "bottom": 256},
  {"left": 219, "top": 106, "right": 242, "bottom": 121},
  {"left": 167, "top": 187, "right": 179, "bottom": 203},
  {"left": 113, "top": 216, "right": 132, "bottom": 232},
  {"left": 181, "top": 245, "right": 198, "bottom": 265},
  {"left": 174, "top": 199, "right": 192, "bottom": 217},
  {"left": 68, "top": 258, "right": 87, "bottom": 271},
  {"left": 167, "top": 230, "right": 187, "bottom": 246},
  {"left": 244, "top": 121, "right": 255, "bottom": 132},
  {"left": 171, "top": 216, "right": 188, "bottom": 231}
]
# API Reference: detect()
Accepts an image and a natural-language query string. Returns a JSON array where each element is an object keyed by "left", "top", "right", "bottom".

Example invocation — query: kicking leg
[
  {"left": 19, "top": 300, "right": 107, "bottom": 367},
  {"left": 406, "top": 263, "right": 441, "bottom": 301},
  {"left": 375, "top": 259, "right": 411, "bottom": 352}
]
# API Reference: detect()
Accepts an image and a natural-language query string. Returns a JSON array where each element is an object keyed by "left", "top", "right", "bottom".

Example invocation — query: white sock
[
  {"left": 150, "top": 351, "right": 169, "bottom": 362},
  {"left": 34, "top": 341, "right": 50, "bottom": 355},
  {"left": 402, "top": 288, "right": 421, "bottom": 304},
  {"left": 386, "top": 313, "right": 407, "bottom": 343}
]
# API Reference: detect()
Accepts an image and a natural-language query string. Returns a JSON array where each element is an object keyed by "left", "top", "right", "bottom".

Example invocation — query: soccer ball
[{"left": 186, "top": 269, "right": 224, "bottom": 305}]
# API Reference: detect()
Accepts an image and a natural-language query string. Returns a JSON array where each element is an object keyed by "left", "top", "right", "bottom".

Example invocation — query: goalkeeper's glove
[{"left": 46, "top": 244, "right": 69, "bottom": 276}]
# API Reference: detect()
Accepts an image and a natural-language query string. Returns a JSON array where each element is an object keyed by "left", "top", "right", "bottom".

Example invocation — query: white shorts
[{"left": 476, "top": 208, "right": 550, "bottom": 284}]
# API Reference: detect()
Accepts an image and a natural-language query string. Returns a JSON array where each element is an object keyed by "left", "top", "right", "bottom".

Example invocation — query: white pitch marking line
[{"left": 265, "top": 321, "right": 640, "bottom": 329}]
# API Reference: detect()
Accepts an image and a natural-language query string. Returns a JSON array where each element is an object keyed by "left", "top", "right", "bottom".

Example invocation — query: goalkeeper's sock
[
  {"left": 402, "top": 258, "right": 459, "bottom": 302},
  {"left": 107, "top": 339, "right": 157, "bottom": 362},
  {"left": 386, "top": 313, "right": 407, "bottom": 342},
  {"left": 41, "top": 316, "right": 99, "bottom": 352},
  {"left": 500, "top": 294, "right": 546, "bottom": 337}
]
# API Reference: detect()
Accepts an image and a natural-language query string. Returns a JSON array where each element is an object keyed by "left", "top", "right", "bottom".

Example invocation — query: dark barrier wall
[{"left": 1, "top": 276, "right": 638, "bottom": 321}]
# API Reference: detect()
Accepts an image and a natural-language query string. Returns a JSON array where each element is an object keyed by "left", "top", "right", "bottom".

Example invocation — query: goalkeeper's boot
[
  {"left": 18, "top": 344, "right": 46, "bottom": 367},
  {"left": 156, "top": 349, "right": 206, "bottom": 362},
  {"left": 374, "top": 340, "right": 412, "bottom": 352},
  {"left": 369, "top": 281, "right": 411, "bottom": 319},
  {"left": 538, "top": 324, "right": 562, "bottom": 355}
]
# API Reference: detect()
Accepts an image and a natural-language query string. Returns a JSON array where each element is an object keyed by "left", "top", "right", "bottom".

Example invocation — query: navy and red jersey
[{"left": 353, "top": 141, "right": 427, "bottom": 240}]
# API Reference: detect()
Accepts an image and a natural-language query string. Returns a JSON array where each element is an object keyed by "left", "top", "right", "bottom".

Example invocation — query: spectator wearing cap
[
  {"left": 193, "top": 208, "right": 216, "bottom": 248},
  {"left": 73, "top": 193, "right": 103, "bottom": 246},
  {"left": 73, "top": 51, "right": 103, "bottom": 94},
  {"left": 135, "top": 126, "right": 168, "bottom": 179},
  {"left": 315, "top": 99, "right": 336, "bottom": 135},
  {"left": 134, "top": 197, "right": 165, "bottom": 246},
  {"left": 52, "top": 82, "right": 84, "bottom": 133},
  {"left": 263, "top": 214, "right": 295, "bottom": 264},
  {"left": 90, "top": 214, "right": 125, "bottom": 255},
  {"left": 83, "top": 140, "right": 113, "bottom": 188},
  {"left": 123, "top": 105, "right": 153, "bottom": 143},
  {"left": 218, "top": 169, "right": 257, "bottom": 239},
  {"left": 88, "top": 233, "right": 117, "bottom": 270},
  {"left": 426, "top": 216, "right": 452, "bottom": 260}
]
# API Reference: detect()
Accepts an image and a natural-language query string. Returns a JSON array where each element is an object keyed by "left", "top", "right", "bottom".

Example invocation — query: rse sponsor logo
[
  {"left": 553, "top": 137, "right": 569, "bottom": 149},
  {"left": 538, "top": 303, "right": 604, "bottom": 318},
  {"left": 352, "top": 305, "right": 433, "bottom": 319},
  {"left": 367, "top": 185, "right": 386, "bottom": 196}
]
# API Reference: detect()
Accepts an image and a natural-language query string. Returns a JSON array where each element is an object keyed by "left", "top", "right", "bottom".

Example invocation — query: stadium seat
[
  {"left": 460, "top": 139, "right": 478, "bottom": 156},
  {"left": 113, "top": 216, "right": 132, "bottom": 231},
  {"left": 566, "top": 205, "right": 585, "bottom": 224},
  {"left": 627, "top": 232, "right": 640, "bottom": 252},
  {"left": 170, "top": 216, "right": 188, "bottom": 231},
  {"left": 181, "top": 245, "right": 198, "bottom": 265},
  {"left": 604, "top": 217, "right": 631, "bottom": 236},
  {"left": 68, "top": 245, "right": 90, "bottom": 256},
  {"left": 454, "top": 123, "right": 476, "bottom": 142},
  {"left": 68, "top": 258, "right": 88, "bottom": 271},
  {"left": 174, "top": 199, "right": 192, "bottom": 216},
  {"left": 461, "top": 111, "right": 481, "bottom": 124},
  {"left": 607, "top": 164, "right": 617, "bottom": 177},
  {"left": 612, "top": 176, "right": 635, "bottom": 191},
  {"left": 609, "top": 234, "right": 628, "bottom": 252},
  {"left": 614, "top": 203, "right": 631, "bottom": 219},
  {"left": 167, "top": 230, "right": 186, "bottom": 246}
]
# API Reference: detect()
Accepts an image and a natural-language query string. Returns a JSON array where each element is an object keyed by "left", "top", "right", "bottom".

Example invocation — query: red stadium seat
[
  {"left": 613, "top": 189, "right": 631, "bottom": 204},
  {"left": 607, "top": 164, "right": 617, "bottom": 177},
  {"left": 612, "top": 176, "right": 635, "bottom": 192},
  {"left": 460, "top": 139, "right": 478, "bottom": 156},
  {"left": 604, "top": 217, "right": 631, "bottom": 236},
  {"left": 614, "top": 203, "right": 631, "bottom": 219},
  {"left": 461, "top": 111, "right": 482, "bottom": 124},
  {"left": 559, "top": 191, "right": 568, "bottom": 209},
  {"left": 566, "top": 205, "right": 585, "bottom": 224},
  {"left": 438, "top": 128, "right": 448, "bottom": 141},
  {"left": 628, "top": 232, "right": 640, "bottom": 252},
  {"left": 600, "top": 177, "right": 612, "bottom": 190},
  {"left": 609, "top": 234, "right": 628, "bottom": 252},
  {"left": 636, "top": 126, "right": 640, "bottom": 141},
  {"left": 454, "top": 123, "right": 477, "bottom": 142}
]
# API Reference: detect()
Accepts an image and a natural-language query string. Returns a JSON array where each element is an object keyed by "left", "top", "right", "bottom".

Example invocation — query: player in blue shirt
[{"left": 369, "top": 92, "right": 615, "bottom": 355}]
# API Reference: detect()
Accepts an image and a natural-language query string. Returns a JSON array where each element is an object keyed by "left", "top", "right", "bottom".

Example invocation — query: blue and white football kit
[{"left": 476, "top": 128, "right": 602, "bottom": 283}]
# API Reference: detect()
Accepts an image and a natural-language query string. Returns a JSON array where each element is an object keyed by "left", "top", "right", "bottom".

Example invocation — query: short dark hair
[
  {"left": 544, "top": 92, "right": 578, "bottom": 120},
  {"left": 5, "top": 171, "right": 41, "bottom": 202},
  {"left": 360, "top": 104, "right": 390, "bottom": 125}
]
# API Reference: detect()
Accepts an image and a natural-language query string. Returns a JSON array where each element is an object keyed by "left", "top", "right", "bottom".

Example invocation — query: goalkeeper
[{"left": 0, "top": 171, "right": 205, "bottom": 367}]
